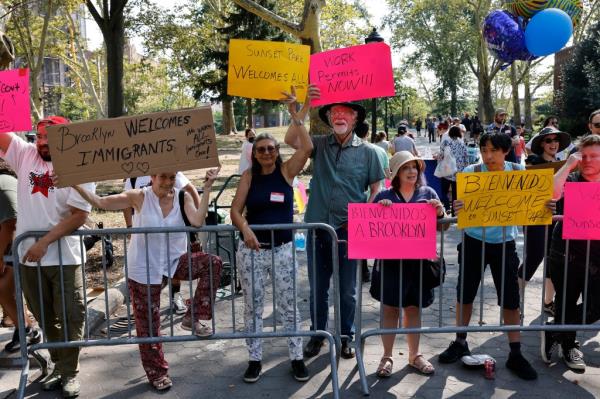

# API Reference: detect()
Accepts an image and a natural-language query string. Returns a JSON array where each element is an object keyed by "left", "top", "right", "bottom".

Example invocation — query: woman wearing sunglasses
[
  {"left": 230, "top": 86, "right": 317, "bottom": 384},
  {"left": 521, "top": 127, "right": 572, "bottom": 316}
]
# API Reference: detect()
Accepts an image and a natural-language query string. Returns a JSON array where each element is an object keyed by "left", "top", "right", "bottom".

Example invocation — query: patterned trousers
[
  {"left": 128, "top": 251, "right": 222, "bottom": 383},
  {"left": 237, "top": 242, "right": 303, "bottom": 361}
]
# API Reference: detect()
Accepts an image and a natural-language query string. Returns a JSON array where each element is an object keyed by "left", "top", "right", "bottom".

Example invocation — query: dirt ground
[{"left": 85, "top": 125, "right": 311, "bottom": 289}]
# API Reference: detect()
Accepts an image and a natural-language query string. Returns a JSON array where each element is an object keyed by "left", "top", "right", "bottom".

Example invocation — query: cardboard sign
[
  {"left": 563, "top": 182, "right": 600, "bottom": 240},
  {"left": 456, "top": 169, "right": 553, "bottom": 228},
  {"left": 348, "top": 203, "right": 437, "bottom": 260},
  {"left": 310, "top": 42, "right": 395, "bottom": 106},
  {"left": 227, "top": 39, "right": 310, "bottom": 100},
  {"left": 0, "top": 68, "right": 32, "bottom": 133},
  {"left": 525, "top": 160, "right": 566, "bottom": 172},
  {"left": 47, "top": 107, "right": 220, "bottom": 187}
]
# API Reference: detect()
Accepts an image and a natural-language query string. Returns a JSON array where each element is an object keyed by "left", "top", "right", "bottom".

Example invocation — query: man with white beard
[{"left": 285, "top": 98, "right": 384, "bottom": 359}]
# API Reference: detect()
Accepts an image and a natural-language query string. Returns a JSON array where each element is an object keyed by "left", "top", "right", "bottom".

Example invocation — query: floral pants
[
  {"left": 128, "top": 251, "right": 222, "bottom": 383},
  {"left": 237, "top": 242, "right": 303, "bottom": 361}
]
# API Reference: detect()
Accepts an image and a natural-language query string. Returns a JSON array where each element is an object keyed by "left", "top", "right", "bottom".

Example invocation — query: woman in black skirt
[{"left": 369, "top": 151, "right": 445, "bottom": 378}]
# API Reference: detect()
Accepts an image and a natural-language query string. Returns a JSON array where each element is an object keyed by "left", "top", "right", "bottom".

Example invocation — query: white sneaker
[{"left": 171, "top": 293, "right": 187, "bottom": 315}]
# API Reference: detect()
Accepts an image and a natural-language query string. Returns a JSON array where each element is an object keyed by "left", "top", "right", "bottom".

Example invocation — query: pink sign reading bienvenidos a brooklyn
[{"left": 348, "top": 203, "right": 437, "bottom": 260}]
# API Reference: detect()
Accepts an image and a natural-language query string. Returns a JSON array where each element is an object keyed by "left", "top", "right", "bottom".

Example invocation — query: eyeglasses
[
  {"left": 543, "top": 138, "right": 560, "bottom": 144},
  {"left": 592, "top": 122, "right": 600, "bottom": 129},
  {"left": 255, "top": 145, "right": 277, "bottom": 154}
]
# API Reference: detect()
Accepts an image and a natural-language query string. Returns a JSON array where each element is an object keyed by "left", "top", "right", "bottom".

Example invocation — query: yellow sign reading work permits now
[
  {"left": 456, "top": 168, "right": 554, "bottom": 228},
  {"left": 227, "top": 39, "right": 310, "bottom": 100}
]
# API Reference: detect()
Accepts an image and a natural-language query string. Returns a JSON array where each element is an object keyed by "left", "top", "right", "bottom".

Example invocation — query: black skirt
[{"left": 369, "top": 259, "right": 435, "bottom": 308}]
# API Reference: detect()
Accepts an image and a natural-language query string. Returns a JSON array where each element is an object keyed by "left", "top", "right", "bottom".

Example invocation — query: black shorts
[
  {"left": 370, "top": 259, "right": 434, "bottom": 308},
  {"left": 456, "top": 234, "right": 520, "bottom": 310}
]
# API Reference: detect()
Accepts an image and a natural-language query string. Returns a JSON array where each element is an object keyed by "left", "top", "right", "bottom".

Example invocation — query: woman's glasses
[
  {"left": 255, "top": 145, "right": 277, "bottom": 154},
  {"left": 543, "top": 137, "right": 560, "bottom": 144}
]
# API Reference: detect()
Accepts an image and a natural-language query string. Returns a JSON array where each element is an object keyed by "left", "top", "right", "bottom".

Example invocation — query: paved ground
[{"left": 2, "top": 132, "right": 600, "bottom": 398}]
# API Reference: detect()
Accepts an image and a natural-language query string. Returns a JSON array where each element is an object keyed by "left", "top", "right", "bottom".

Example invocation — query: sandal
[
  {"left": 409, "top": 354, "right": 434, "bottom": 375},
  {"left": 151, "top": 375, "right": 173, "bottom": 391},
  {"left": 376, "top": 356, "right": 393, "bottom": 378}
]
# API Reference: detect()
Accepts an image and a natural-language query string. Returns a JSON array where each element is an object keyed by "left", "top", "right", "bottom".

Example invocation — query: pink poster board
[
  {"left": 310, "top": 42, "right": 395, "bottom": 106},
  {"left": 563, "top": 182, "right": 600, "bottom": 240},
  {"left": 348, "top": 203, "right": 437, "bottom": 260},
  {"left": 0, "top": 69, "right": 32, "bottom": 133}
]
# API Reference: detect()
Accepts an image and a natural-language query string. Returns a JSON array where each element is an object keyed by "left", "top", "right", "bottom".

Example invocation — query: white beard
[{"left": 333, "top": 124, "right": 349, "bottom": 135}]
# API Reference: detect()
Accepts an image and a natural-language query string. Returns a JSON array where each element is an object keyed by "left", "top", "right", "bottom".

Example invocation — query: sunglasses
[
  {"left": 543, "top": 138, "right": 560, "bottom": 144},
  {"left": 255, "top": 145, "right": 277, "bottom": 154},
  {"left": 592, "top": 122, "right": 600, "bottom": 129}
]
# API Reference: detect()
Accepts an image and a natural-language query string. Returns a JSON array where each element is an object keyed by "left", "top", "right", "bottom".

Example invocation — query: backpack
[{"left": 178, "top": 190, "right": 198, "bottom": 243}]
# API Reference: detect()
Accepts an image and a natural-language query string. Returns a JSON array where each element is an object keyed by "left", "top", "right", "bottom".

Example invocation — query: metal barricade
[
  {"left": 11, "top": 223, "right": 342, "bottom": 399},
  {"left": 354, "top": 216, "right": 600, "bottom": 396}
]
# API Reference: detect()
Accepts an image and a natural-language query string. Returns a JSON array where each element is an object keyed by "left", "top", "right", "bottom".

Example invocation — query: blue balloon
[
  {"left": 483, "top": 10, "right": 535, "bottom": 65},
  {"left": 525, "top": 8, "right": 573, "bottom": 56}
]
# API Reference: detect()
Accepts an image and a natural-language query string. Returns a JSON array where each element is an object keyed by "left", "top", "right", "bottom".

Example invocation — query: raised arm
[
  {"left": 73, "top": 184, "right": 141, "bottom": 212},
  {"left": 284, "top": 85, "right": 319, "bottom": 150},
  {"left": 183, "top": 167, "right": 220, "bottom": 227},
  {"left": 0, "top": 132, "right": 14, "bottom": 154},
  {"left": 553, "top": 152, "right": 581, "bottom": 199}
]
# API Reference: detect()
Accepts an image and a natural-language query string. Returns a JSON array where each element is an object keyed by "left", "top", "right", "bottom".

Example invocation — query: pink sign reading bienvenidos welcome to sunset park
[
  {"left": 0, "top": 68, "right": 32, "bottom": 134},
  {"left": 348, "top": 203, "right": 437, "bottom": 260},
  {"left": 310, "top": 42, "right": 395, "bottom": 106}
]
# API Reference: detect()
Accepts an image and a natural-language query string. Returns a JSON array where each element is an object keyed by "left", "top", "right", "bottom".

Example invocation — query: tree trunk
[
  {"left": 245, "top": 98, "right": 253, "bottom": 128},
  {"left": 510, "top": 63, "right": 521, "bottom": 125},
  {"left": 450, "top": 86, "right": 457, "bottom": 117},
  {"left": 103, "top": 24, "right": 124, "bottom": 117},
  {"left": 222, "top": 99, "right": 237, "bottom": 135},
  {"left": 523, "top": 69, "right": 533, "bottom": 131}
]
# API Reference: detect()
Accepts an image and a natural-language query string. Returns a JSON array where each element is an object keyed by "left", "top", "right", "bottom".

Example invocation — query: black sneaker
[
  {"left": 562, "top": 347, "right": 585, "bottom": 372},
  {"left": 506, "top": 352, "right": 538, "bottom": 380},
  {"left": 303, "top": 337, "right": 324, "bottom": 358},
  {"left": 543, "top": 301, "right": 555, "bottom": 317},
  {"left": 541, "top": 330, "right": 559, "bottom": 364},
  {"left": 243, "top": 361, "right": 262, "bottom": 383},
  {"left": 4, "top": 327, "right": 42, "bottom": 353},
  {"left": 340, "top": 340, "right": 355, "bottom": 359},
  {"left": 438, "top": 341, "right": 470, "bottom": 364},
  {"left": 291, "top": 359, "right": 309, "bottom": 382}
]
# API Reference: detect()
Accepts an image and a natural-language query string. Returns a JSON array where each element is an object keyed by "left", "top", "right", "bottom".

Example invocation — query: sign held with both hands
[{"left": 47, "top": 107, "right": 220, "bottom": 187}]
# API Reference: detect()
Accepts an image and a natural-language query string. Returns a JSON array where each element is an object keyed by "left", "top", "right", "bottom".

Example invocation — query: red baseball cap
[{"left": 37, "top": 116, "right": 70, "bottom": 134}]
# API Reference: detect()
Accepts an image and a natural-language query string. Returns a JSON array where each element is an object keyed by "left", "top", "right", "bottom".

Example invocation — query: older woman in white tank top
[{"left": 74, "top": 168, "right": 221, "bottom": 391}]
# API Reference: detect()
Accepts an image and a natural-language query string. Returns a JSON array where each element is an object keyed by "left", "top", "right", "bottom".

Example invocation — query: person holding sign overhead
[
  {"left": 440, "top": 132, "right": 555, "bottom": 381},
  {"left": 231, "top": 86, "right": 315, "bottom": 384},
  {"left": 369, "top": 151, "right": 444, "bottom": 377},
  {"left": 285, "top": 88, "right": 384, "bottom": 360},
  {"left": 520, "top": 126, "right": 571, "bottom": 315},
  {"left": 72, "top": 167, "right": 222, "bottom": 392},
  {"left": 541, "top": 134, "right": 600, "bottom": 372},
  {"left": 0, "top": 116, "right": 95, "bottom": 398}
]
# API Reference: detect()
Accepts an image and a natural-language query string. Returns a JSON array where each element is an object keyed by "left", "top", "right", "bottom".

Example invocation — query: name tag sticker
[{"left": 270, "top": 192, "right": 285, "bottom": 203}]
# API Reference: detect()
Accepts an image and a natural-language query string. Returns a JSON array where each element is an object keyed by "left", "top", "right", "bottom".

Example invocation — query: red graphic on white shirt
[{"left": 29, "top": 171, "right": 54, "bottom": 197}]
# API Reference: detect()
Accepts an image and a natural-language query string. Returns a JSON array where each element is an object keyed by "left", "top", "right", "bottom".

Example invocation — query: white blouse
[{"left": 127, "top": 186, "right": 188, "bottom": 284}]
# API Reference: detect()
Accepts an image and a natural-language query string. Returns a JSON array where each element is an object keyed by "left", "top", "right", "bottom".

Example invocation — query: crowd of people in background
[{"left": 1, "top": 96, "right": 600, "bottom": 396}]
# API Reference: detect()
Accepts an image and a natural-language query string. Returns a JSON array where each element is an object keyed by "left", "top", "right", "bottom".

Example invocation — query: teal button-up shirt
[{"left": 304, "top": 133, "right": 384, "bottom": 229}]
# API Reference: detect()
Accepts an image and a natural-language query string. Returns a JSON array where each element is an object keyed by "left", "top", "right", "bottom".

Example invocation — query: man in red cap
[{"left": 0, "top": 116, "right": 95, "bottom": 398}]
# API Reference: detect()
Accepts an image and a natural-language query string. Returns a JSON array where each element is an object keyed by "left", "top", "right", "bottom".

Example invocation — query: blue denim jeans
[{"left": 307, "top": 227, "right": 357, "bottom": 341}]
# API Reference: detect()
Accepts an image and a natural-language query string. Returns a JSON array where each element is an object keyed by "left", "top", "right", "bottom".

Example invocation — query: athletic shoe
[
  {"left": 243, "top": 361, "right": 262, "bottom": 383},
  {"left": 541, "top": 330, "right": 559, "bottom": 364},
  {"left": 438, "top": 341, "right": 470, "bottom": 364},
  {"left": 4, "top": 326, "right": 42, "bottom": 353},
  {"left": 41, "top": 370, "right": 62, "bottom": 391},
  {"left": 506, "top": 352, "right": 538, "bottom": 380},
  {"left": 562, "top": 347, "right": 585, "bottom": 372},
  {"left": 291, "top": 359, "right": 309, "bottom": 382},
  {"left": 303, "top": 337, "right": 324, "bottom": 358},
  {"left": 172, "top": 293, "right": 187, "bottom": 315},
  {"left": 62, "top": 376, "right": 81, "bottom": 397}
]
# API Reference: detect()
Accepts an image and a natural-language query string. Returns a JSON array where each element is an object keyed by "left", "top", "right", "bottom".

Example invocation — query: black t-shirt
[
  {"left": 486, "top": 123, "right": 518, "bottom": 163},
  {"left": 552, "top": 172, "right": 600, "bottom": 261},
  {"left": 461, "top": 117, "right": 472, "bottom": 132},
  {"left": 525, "top": 154, "right": 550, "bottom": 165}
]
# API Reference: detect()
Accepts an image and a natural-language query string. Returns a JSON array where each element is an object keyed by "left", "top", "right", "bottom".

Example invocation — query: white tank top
[{"left": 127, "top": 186, "right": 188, "bottom": 284}]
